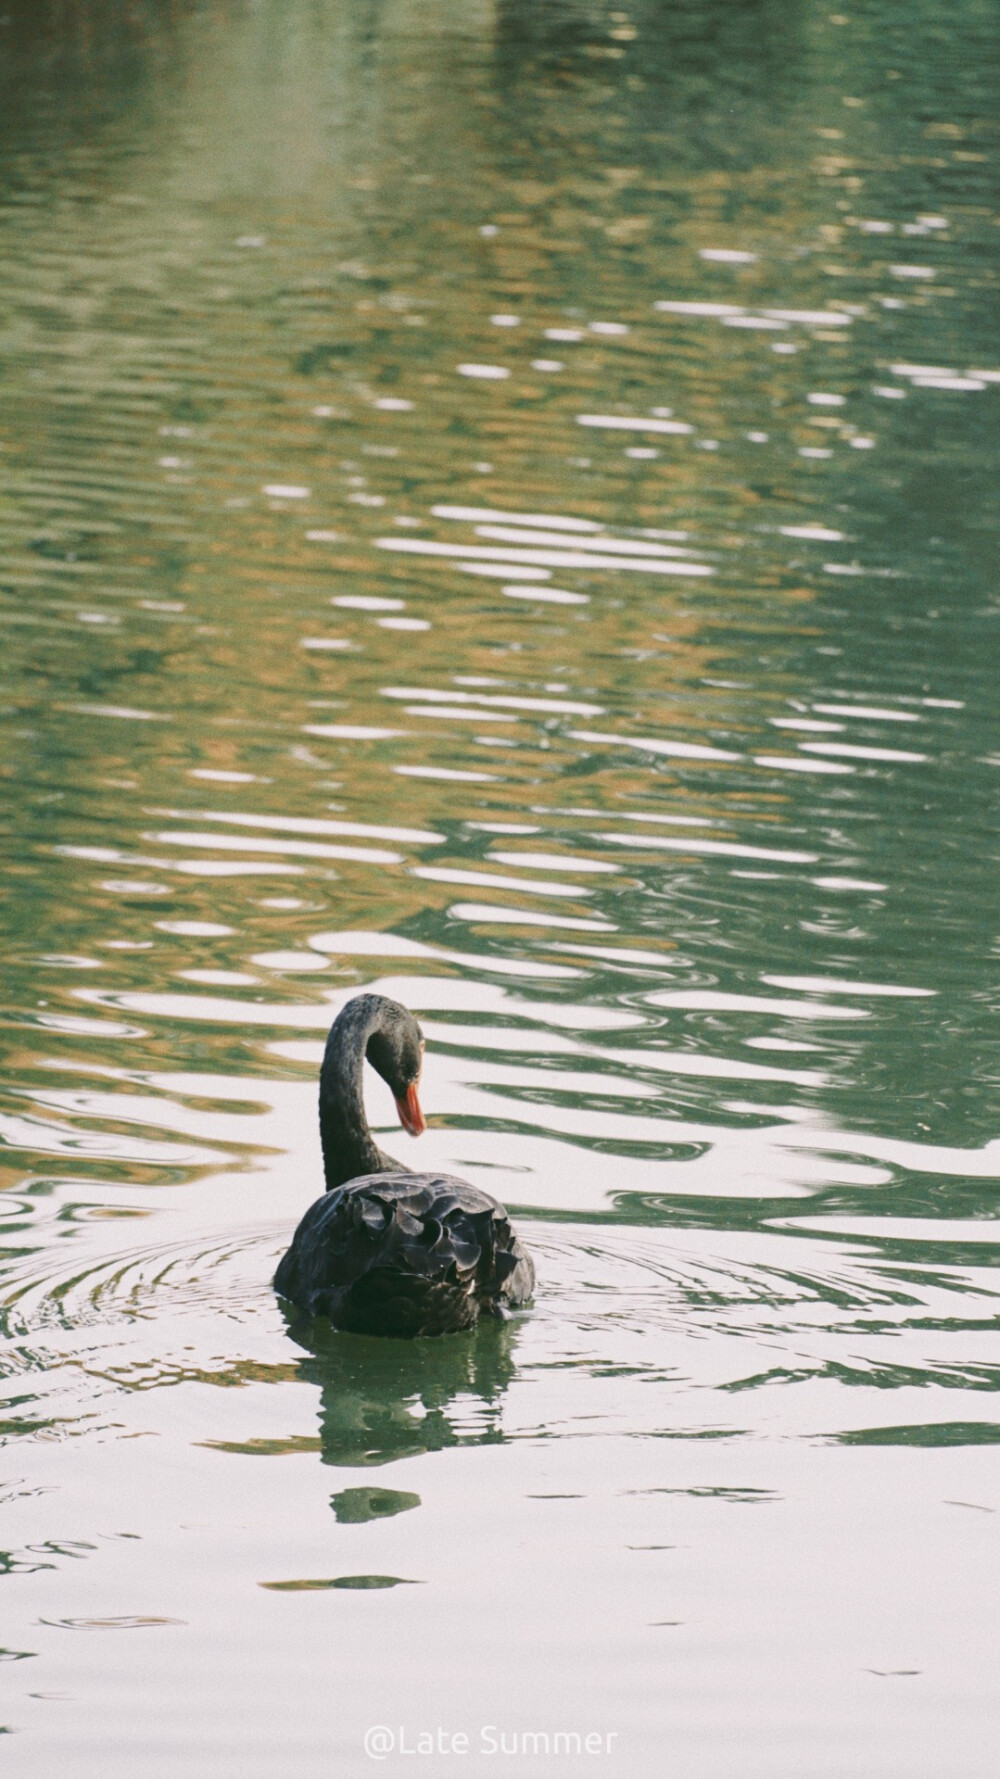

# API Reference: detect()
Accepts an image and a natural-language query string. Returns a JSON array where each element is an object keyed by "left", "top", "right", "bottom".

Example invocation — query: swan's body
[{"left": 274, "top": 994, "right": 534, "bottom": 1338}]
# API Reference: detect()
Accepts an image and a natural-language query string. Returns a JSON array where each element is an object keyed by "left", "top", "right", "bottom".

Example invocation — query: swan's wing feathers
[
  {"left": 274, "top": 1170, "right": 534, "bottom": 1334},
  {"left": 359, "top": 1196, "right": 390, "bottom": 1233},
  {"left": 492, "top": 1248, "right": 521, "bottom": 1284},
  {"left": 273, "top": 1185, "right": 374, "bottom": 1311}
]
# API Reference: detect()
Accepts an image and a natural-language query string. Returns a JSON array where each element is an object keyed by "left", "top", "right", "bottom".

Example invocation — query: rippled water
[{"left": 1, "top": 2, "right": 999, "bottom": 1773}]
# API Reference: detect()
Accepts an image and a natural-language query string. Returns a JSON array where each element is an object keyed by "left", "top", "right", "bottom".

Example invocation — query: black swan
[{"left": 274, "top": 993, "right": 535, "bottom": 1338}]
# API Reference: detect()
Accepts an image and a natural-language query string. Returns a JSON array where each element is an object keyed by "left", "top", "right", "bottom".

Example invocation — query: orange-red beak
[{"left": 394, "top": 1081, "right": 426, "bottom": 1137}]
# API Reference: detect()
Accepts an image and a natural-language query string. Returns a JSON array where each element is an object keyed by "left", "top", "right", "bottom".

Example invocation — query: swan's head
[{"left": 365, "top": 999, "right": 427, "bottom": 1137}]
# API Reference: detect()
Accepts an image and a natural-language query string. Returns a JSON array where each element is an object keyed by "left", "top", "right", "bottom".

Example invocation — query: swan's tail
[{"left": 325, "top": 1264, "right": 480, "bottom": 1338}]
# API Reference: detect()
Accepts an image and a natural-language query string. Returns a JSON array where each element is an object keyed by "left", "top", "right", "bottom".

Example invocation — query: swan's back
[{"left": 274, "top": 1173, "right": 534, "bottom": 1338}]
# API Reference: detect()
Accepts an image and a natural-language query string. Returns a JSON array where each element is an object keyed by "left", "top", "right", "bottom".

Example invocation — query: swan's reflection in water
[
  {"left": 280, "top": 1305, "right": 519, "bottom": 1471},
  {"left": 329, "top": 1484, "right": 421, "bottom": 1524}
]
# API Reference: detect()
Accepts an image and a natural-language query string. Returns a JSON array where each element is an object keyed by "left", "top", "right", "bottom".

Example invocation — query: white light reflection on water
[{"left": 375, "top": 535, "right": 715, "bottom": 576}]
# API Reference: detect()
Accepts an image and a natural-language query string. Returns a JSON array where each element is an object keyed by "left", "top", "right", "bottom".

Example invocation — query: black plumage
[{"left": 274, "top": 994, "right": 535, "bottom": 1338}]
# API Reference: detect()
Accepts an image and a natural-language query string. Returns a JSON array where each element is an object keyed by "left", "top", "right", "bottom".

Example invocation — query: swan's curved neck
[{"left": 318, "top": 997, "right": 402, "bottom": 1190}]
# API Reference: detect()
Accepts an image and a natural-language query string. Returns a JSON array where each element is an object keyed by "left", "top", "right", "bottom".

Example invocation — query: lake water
[{"left": 1, "top": 2, "right": 999, "bottom": 1773}]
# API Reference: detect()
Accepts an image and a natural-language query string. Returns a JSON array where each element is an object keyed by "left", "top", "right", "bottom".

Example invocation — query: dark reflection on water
[
  {"left": 282, "top": 1310, "right": 517, "bottom": 1466},
  {"left": 329, "top": 1485, "right": 420, "bottom": 1521},
  {"left": 495, "top": 0, "right": 808, "bottom": 143},
  {"left": 833, "top": 1421, "right": 1000, "bottom": 1447},
  {"left": 1, "top": 0, "right": 999, "bottom": 1772}
]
